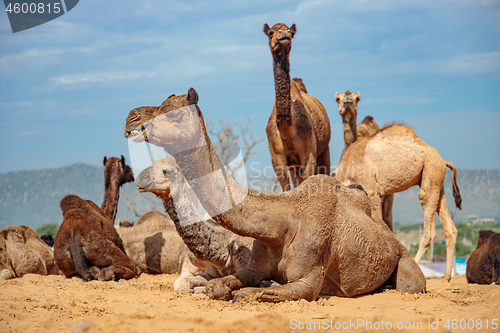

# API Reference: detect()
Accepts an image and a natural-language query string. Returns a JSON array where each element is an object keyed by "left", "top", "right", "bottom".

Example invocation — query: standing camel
[
  {"left": 264, "top": 23, "right": 331, "bottom": 190},
  {"left": 123, "top": 88, "right": 425, "bottom": 302},
  {"left": 334, "top": 121, "right": 461, "bottom": 281},
  {"left": 335, "top": 90, "right": 394, "bottom": 229}
]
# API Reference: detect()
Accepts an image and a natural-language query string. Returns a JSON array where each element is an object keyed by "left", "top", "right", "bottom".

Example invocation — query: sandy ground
[{"left": 1, "top": 273, "right": 499, "bottom": 333}]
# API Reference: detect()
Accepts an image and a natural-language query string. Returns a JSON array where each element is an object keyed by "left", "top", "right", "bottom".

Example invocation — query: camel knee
[{"left": 174, "top": 276, "right": 192, "bottom": 293}]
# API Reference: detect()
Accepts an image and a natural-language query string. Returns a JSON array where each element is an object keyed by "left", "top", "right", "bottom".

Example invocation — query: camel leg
[
  {"left": 271, "top": 153, "right": 290, "bottom": 191},
  {"left": 367, "top": 189, "right": 384, "bottom": 226},
  {"left": 436, "top": 186, "right": 458, "bottom": 281},
  {"left": 86, "top": 239, "right": 138, "bottom": 281},
  {"left": 233, "top": 279, "right": 318, "bottom": 303},
  {"left": 300, "top": 152, "right": 317, "bottom": 181},
  {"left": 381, "top": 194, "right": 394, "bottom": 231},
  {"left": 289, "top": 167, "right": 302, "bottom": 189},
  {"left": 413, "top": 183, "right": 440, "bottom": 265},
  {"left": 316, "top": 147, "right": 330, "bottom": 176}
]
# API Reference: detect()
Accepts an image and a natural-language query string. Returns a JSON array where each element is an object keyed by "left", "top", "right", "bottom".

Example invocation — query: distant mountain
[
  {"left": 0, "top": 164, "right": 499, "bottom": 230},
  {"left": 0, "top": 163, "right": 162, "bottom": 230}
]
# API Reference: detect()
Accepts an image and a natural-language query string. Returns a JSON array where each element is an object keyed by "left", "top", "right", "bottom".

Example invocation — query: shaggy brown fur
[
  {"left": 0, "top": 226, "right": 59, "bottom": 280},
  {"left": 123, "top": 88, "right": 425, "bottom": 302},
  {"left": 466, "top": 230, "right": 500, "bottom": 285},
  {"left": 54, "top": 156, "right": 137, "bottom": 281},
  {"left": 264, "top": 23, "right": 331, "bottom": 190},
  {"left": 101, "top": 155, "right": 134, "bottom": 222},
  {"left": 54, "top": 195, "right": 139, "bottom": 281}
]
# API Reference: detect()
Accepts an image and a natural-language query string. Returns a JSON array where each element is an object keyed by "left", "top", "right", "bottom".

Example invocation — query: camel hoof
[{"left": 194, "top": 286, "right": 206, "bottom": 294}]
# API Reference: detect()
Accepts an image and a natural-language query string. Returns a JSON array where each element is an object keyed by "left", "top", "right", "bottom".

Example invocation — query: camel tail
[
  {"left": 446, "top": 161, "right": 462, "bottom": 210},
  {"left": 69, "top": 239, "right": 94, "bottom": 282}
]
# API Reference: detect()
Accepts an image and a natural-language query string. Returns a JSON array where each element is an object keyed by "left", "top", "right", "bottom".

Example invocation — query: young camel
[
  {"left": 335, "top": 90, "right": 394, "bottom": 229},
  {"left": 116, "top": 210, "right": 206, "bottom": 290},
  {"left": 54, "top": 157, "right": 138, "bottom": 281},
  {"left": 264, "top": 23, "right": 331, "bottom": 190},
  {"left": 135, "top": 157, "right": 254, "bottom": 293},
  {"left": 334, "top": 119, "right": 462, "bottom": 281},
  {"left": 123, "top": 88, "right": 425, "bottom": 302}
]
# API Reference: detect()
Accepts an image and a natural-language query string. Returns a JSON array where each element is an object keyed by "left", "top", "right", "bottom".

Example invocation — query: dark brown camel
[
  {"left": 334, "top": 90, "right": 394, "bottom": 229},
  {"left": 54, "top": 156, "right": 138, "bottom": 281},
  {"left": 264, "top": 23, "right": 331, "bottom": 190},
  {"left": 101, "top": 155, "right": 134, "bottom": 222},
  {"left": 123, "top": 88, "right": 426, "bottom": 302},
  {"left": 466, "top": 230, "right": 500, "bottom": 285}
]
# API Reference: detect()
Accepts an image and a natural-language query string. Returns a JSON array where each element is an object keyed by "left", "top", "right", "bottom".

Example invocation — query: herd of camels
[{"left": 2, "top": 23, "right": 499, "bottom": 299}]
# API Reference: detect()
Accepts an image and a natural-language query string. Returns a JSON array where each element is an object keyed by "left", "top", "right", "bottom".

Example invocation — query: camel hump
[{"left": 292, "top": 78, "right": 307, "bottom": 94}]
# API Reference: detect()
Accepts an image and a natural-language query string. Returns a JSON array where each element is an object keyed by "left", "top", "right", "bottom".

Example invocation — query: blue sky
[{"left": 1, "top": 0, "right": 499, "bottom": 174}]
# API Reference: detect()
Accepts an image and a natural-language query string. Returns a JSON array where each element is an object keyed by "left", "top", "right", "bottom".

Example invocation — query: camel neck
[
  {"left": 273, "top": 52, "right": 292, "bottom": 130},
  {"left": 158, "top": 192, "right": 230, "bottom": 267},
  {"left": 169, "top": 130, "right": 284, "bottom": 244},
  {"left": 101, "top": 169, "right": 121, "bottom": 223},
  {"left": 342, "top": 115, "right": 357, "bottom": 151}
]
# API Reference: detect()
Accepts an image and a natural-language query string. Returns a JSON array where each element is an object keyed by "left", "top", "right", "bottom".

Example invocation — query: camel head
[
  {"left": 335, "top": 90, "right": 360, "bottom": 118},
  {"left": 124, "top": 88, "right": 205, "bottom": 156},
  {"left": 263, "top": 23, "right": 296, "bottom": 55},
  {"left": 103, "top": 155, "right": 135, "bottom": 186},
  {"left": 136, "top": 157, "right": 186, "bottom": 201}
]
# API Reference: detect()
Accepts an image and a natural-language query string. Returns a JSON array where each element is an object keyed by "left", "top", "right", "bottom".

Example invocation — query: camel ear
[
  {"left": 121, "top": 155, "right": 126, "bottom": 166},
  {"left": 103, "top": 156, "right": 107, "bottom": 166},
  {"left": 355, "top": 92, "right": 361, "bottom": 102},
  {"left": 335, "top": 92, "right": 340, "bottom": 103},
  {"left": 290, "top": 23, "right": 296, "bottom": 36},
  {"left": 263, "top": 23, "right": 270, "bottom": 36},
  {"left": 188, "top": 87, "right": 198, "bottom": 105}
]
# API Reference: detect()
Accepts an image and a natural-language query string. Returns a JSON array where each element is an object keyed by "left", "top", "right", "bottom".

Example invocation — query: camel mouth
[
  {"left": 278, "top": 36, "right": 291, "bottom": 42},
  {"left": 128, "top": 128, "right": 148, "bottom": 143}
]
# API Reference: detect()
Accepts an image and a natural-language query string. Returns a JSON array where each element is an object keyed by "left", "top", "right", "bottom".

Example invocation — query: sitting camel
[
  {"left": 335, "top": 90, "right": 394, "bottom": 229},
  {"left": 0, "top": 225, "right": 59, "bottom": 280},
  {"left": 123, "top": 87, "right": 425, "bottom": 302},
  {"left": 54, "top": 156, "right": 138, "bottom": 281},
  {"left": 333, "top": 112, "right": 462, "bottom": 281},
  {"left": 466, "top": 230, "right": 500, "bottom": 285},
  {"left": 116, "top": 210, "right": 206, "bottom": 290},
  {"left": 264, "top": 23, "right": 331, "bottom": 190},
  {"left": 135, "top": 157, "right": 254, "bottom": 293},
  {"left": 117, "top": 220, "right": 135, "bottom": 228}
]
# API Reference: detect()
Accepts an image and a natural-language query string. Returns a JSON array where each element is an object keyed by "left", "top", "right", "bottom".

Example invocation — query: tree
[{"left": 35, "top": 222, "right": 59, "bottom": 236}]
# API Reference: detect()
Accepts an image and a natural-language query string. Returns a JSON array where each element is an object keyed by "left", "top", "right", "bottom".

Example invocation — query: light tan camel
[
  {"left": 123, "top": 88, "right": 425, "bottom": 302},
  {"left": 116, "top": 210, "right": 206, "bottom": 290},
  {"left": 0, "top": 225, "right": 59, "bottom": 280},
  {"left": 335, "top": 90, "right": 394, "bottom": 229},
  {"left": 334, "top": 122, "right": 462, "bottom": 281},
  {"left": 135, "top": 158, "right": 254, "bottom": 293},
  {"left": 264, "top": 23, "right": 331, "bottom": 190}
]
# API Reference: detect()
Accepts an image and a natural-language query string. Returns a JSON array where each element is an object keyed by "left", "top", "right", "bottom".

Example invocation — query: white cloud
[{"left": 48, "top": 71, "right": 156, "bottom": 87}]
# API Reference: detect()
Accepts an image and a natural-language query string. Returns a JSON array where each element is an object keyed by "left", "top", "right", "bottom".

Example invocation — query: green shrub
[{"left": 35, "top": 222, "right": 59, "bottom": 237}]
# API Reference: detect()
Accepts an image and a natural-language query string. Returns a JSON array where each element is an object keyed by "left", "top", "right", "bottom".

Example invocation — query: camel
[
  {"left": 334, "top": 90, "right": 394, "bottom": 229},
  {"left": 0, "top": 225, "right": 59, "bottom": 280},
  {"left": 115, "top": 210, "right": 206, "bottom": 289},
  {"left": 264, "top": 23, "right": 331, "bottom": 191},
  {"left": 117, "top": 220, "right": 135, "bottom": 228},
  {"left": 466, "top": 230, "right": 500, "bottom": 285},
  {"left": 333, "top": 119, "right": 462, "bottom": 281},
  {"left": 54, "top": 156, "right": 138, "bottom": 281},
  {"left": 101, "top": 155, "right": 134, "bottom": 222},
  {"left": 123, "top": 87, "right": 425, "bottom": 302},
  {"left": 135, "top": 157, "right": 254, "bottom": 293}
]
